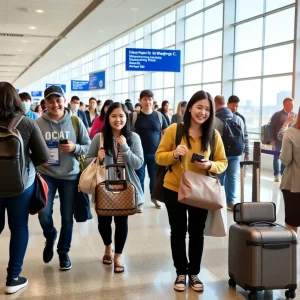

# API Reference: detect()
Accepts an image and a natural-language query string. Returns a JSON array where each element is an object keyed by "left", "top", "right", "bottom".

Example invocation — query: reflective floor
[{"left": 0, "top": 170, "right": 299, "bottom": 300}]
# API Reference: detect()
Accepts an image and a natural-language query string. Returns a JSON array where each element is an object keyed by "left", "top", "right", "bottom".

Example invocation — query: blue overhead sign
[
  {"left": 71, "top": 80, "right": 89, "bottom": 91},
  {"left": 31, "top": 91, "right": 42, "bottom": 97},
  {"left": 15, "top": 89, "right": 19, "bottom": 93},
  {"left": 45, "top": 84, "right": 67, "bottom": 93},
  {"left": 89, "top": 70, "right": 105, "bottom": 90},
  {"left": 126, "top": 48, "right": 181, "bottom": 72}
]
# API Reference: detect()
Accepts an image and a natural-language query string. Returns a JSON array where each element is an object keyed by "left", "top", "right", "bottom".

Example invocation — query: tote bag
[{"left": 79, "top": 133, "right": 105, "bottom": 195}]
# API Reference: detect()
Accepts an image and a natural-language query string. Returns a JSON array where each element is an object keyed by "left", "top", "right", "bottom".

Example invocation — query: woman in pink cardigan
[{"left": 90, "top": 99, "right": 113, "bottom": 139}]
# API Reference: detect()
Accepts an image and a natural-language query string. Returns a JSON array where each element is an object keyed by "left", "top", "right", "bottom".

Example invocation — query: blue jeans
[
  {"left": 273, "top": 155, "right": 285, "bottom": 176},
  {"left": 135, "top": 153, "right": 156, "bottom": 195},
  {"left": 38, "top": 175, "right": 78, "bottom": 255},
  {"left": 0, "top": 183, "right": 35, "bottom": 279},
  {"left": 219, "top": 156, "right": 240, "bottom": 206}
]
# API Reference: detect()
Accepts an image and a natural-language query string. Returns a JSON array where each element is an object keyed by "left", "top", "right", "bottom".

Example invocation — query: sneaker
[
  {"left": 137, "top": 203, "right": 143, "bottom": 213},
  {"left": 174, "top": 275, "right": 186, "bottom": 292},
  {"left": 274, "top": 176, "right": 280, "bottom": 182},
  {"left": 189, "top": 275, "right": 204, "bottom": 292},
  {"left": 59, "top": 253, "right": 72, "bottom": 271},
  {"left": 227, "top": 203, "right": 234, "bottom": 211},
  {"left": 43, "top": 230, "right": 58, "bottom": 263},
  {"left": 5, "top": 277, "right": 28, "bottom": 294},
  {"left": 151, "top": 198, "right": 161, "bottom": 209}
]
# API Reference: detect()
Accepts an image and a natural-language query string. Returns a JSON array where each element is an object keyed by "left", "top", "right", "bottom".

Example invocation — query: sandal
[
  {"left": 102, "top": 249, "right": 114, "bottom": 265},
  {"left": 114, "top": 262, "right": 125, "bottom": 273}
]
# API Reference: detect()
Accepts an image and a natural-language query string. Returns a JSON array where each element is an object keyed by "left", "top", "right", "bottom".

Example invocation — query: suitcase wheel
[
  {"left": 228, "top": 279, "right": 236, "bottom": 288},
  {"left": 248, "top": 292, "right": 257, "bottom": 300},
  {"left": 285, "top": 289, "right": 296, "bottom": 299}
]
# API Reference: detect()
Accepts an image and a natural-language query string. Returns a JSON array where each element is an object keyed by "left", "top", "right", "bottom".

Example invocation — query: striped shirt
[{"left": 113, "top": 138, "right": 125, "bottom": 180}]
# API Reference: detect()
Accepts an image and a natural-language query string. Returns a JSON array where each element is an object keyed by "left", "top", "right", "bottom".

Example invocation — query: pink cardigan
[{"left": 90, "top": 117, "right": 105, "bottom": 138}]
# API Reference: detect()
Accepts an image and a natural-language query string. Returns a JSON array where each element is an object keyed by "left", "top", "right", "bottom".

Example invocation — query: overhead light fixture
[
  {"left": 131, "top": 7, "right": 139, "bottom": 11},
  {"left": 11, "top": 62, "right": 15, "bottom": 64},
  {"left": 18, "top": 49, "right": 23, "bottom": 52},
  {"left": 28, "top": 26, "right": 36, "bottom": 30},
  {"left": 35, "top": 9, "right": 45, "bottom": 13},
  {"left": 21, "top": 40, "right": 28, "bottom": 43}
]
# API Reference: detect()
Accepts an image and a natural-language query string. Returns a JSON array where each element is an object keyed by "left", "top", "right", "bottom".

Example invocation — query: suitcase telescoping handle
[
  {"left": 105, "top": 164, "right": 126, "bottom": 181},
  {"left": 240, "top": 161, "right": 260, "bottom": 203}
]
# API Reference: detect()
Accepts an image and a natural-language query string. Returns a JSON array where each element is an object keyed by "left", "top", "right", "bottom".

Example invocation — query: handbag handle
[{"left": 105, "top": 180, "right": 127, "bottom": 192}]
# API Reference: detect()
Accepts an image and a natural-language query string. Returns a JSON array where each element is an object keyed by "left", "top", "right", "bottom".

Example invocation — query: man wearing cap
[{"left": 35, "top": 85, "right": 91, "bottom": 271}]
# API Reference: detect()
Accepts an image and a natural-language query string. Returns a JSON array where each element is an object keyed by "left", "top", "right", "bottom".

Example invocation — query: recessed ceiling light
[
  {"left": 35, "top": 9, "right": 45, "bottom": 13},
  {"left": 18, "top": 49, "right": 23, "bottom": 52},
  {"left": 131, "top": 7, "right": 139, "bottom": 11},
  {"left": 21, "top": 40, "right": 28, "bottom": 43},
  {"left": 11, "top": 62, "right": 15, "bottom": 64},
  {"left": 28, "top": 26, "right": 36, "bottom": 30}
]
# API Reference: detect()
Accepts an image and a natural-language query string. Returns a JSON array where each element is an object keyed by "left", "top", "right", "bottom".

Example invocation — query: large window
[
  {"left": 21, "top": 0, "right": 297, "bottom": 135},
  {"left": 233, "top": 0, "right": 295, "bottom": 133},
  {"left": 183, "top": 2, "right": 223, "bottom": 99}
]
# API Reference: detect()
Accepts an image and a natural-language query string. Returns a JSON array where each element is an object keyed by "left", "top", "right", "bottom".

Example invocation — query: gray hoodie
[{"left": 36, "top": 108, "right": 91, "bottom": 180}]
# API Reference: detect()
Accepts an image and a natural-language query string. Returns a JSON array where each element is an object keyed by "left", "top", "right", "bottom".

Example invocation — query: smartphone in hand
[
  {"left": 59, "top": 139, "right": 69, "bottom": 144},
  {"left": 191, "top": 153, "right": 204, "bottom": 163}
]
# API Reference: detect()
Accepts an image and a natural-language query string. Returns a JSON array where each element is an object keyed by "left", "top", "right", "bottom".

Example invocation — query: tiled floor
[{"left": 0, "top": 170, "right": 299, "bottom": 300}]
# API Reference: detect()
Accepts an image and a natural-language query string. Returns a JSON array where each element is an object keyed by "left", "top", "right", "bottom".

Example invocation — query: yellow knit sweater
[{"left": 155, "top": 123, "right": 228, "bottom": 193}]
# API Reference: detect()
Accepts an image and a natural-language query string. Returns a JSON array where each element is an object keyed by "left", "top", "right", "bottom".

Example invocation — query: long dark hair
[
  {"left": 161, "top": 100, "right": 169, "bottom": 114},
  {"left": 183, "top": 90, "right": 214, "bottom": 152},
  {"left": 0, "top": 82, "right": 24, "bottom": 118},
  {"left": 102, "top": 102, "right": 133, "bottom": 152},
  {"left": 100, "top": 99, "right": 113, "bottom": 121},
  {"left": 125, "top": 101, "right": 134, "bottom": 113}
]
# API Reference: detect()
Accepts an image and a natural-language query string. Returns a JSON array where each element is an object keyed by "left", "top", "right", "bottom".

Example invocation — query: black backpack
[
  {"left": 0, "top": 115, "right": 29, "bottom": 197},
  {"left": 218, "top": 114, "right": 244, "bottom": 156},
  {"left": 152, "top": 123, "right": 183, "bottom": 202}
]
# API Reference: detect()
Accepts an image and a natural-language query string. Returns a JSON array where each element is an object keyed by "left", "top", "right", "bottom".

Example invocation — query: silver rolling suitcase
[{"left": 228, "top": 161, "right": 298, "bottom": 300}]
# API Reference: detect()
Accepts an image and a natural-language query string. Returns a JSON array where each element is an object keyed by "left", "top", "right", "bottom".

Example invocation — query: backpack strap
[
  {"left": 8, "top": 115, "right": 24, "bottom": 130},
  {"left": 156, "top": 111, "right": 163, "bottom": 129},
  {"left": 132, "top": 111, "right": 138, "bottom": 128},
  {"left": 71, "top": 115, "right": 79, "bottom": 143},
  {"left": 209, "top": 130, "right": 215, "bottom": 161},
  {"left": 175, "top": 123, "right": 183, "bottom": 147}
]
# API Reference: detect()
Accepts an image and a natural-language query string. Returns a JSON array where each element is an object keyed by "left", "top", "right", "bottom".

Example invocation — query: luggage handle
[
  {"left": 105, "top": 164, "right": 125, "bottom": 169},
  {"left": 248, "top": 221, "right": 277, "bottom": 227},
  {"left": 105, "top": 180, "right": 127, "bottom": 193},
  {"left": 240, "top": 161, "right": 260, "bottom": 168},
  {"left": 263, "top": 243, "right": 291, "bottom": 250}
]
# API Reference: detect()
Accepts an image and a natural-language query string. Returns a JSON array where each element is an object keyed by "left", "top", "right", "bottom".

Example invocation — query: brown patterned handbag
[{"left": 95, "top": 164, "right": 137, "bottom": 216}]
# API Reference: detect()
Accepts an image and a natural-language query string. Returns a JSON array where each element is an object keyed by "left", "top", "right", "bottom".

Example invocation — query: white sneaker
[
  {"left": 137, "top": 204, "right": 143, "bottom": 213},
  {"left": 151, "top": 198, "right": 161, "bottom": 209},
  {"left": 174, "top": 275, "right": 186, "bottom": 292},
  {"left": 189, "top": 275, "right": 204, "bottom": 292}
]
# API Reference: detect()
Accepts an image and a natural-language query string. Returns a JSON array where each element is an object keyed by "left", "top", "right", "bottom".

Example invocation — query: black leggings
[
  {"left": 97, "top": 215, "right": 128, "bottom": 254},
  {"left": 164, "top": 188, "right": 208, "bottom": 275}
]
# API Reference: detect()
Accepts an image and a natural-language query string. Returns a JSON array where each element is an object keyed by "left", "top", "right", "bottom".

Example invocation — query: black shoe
[
  {"left": 5, "top": 277, "right": 28, "bottom": 294},
  {"left": 174, "top": 275, "right": 186, "bottom": 292},
  {"left": 59, "top": 253, "right": 72, "bottom": 271},
  {"left": 43, "top": 230, "right": 58, "bottom": 263},
  {"left": 189, "top": 275, "right": 204, "bottom": 292}
]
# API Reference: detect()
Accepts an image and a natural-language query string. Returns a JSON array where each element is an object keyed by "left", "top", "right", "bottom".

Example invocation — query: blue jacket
[{"left": 27, "top": 110, "right": 39, "bottom": 120}]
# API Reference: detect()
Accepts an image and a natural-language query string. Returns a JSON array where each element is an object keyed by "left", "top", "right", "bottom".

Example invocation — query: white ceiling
[
  {"left": 0, "top": 0, "right": 95, "bottom": 83},
  {"left": 4, "top": 0, "right": 187, "bottom": 89}
]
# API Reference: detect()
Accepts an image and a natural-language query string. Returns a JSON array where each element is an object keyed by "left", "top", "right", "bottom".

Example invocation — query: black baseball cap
[{"left": 44, "top": 85, "right": 64, "bottom": 99}]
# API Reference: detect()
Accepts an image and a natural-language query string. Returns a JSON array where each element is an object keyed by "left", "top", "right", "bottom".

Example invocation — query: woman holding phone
[{"left": 155, "top": 91, "right": 227, "bottom": 292}]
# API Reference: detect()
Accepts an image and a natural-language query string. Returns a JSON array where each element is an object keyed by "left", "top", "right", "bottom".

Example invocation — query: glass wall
[{"left": 22, "top": 0, "right": 297, "bottom": 134}]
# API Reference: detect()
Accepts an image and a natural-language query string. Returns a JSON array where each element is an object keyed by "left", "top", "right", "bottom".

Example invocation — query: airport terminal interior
[{"left": 1, "top": 0, "right": 300, "bottom": 299}]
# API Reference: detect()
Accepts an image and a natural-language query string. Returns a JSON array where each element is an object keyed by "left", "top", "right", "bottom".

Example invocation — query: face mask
[
  {"left": 22, "top": 102, "right": 31, "bottom": 113},
  {"left": 71, "top": 104, "right": 79, "bottom": 112}
]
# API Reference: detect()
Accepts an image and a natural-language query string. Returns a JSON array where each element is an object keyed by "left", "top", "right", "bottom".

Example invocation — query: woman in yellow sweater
[{"left": 155, "top": 90, "right": 227, "bottom": 293}]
